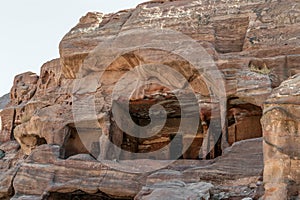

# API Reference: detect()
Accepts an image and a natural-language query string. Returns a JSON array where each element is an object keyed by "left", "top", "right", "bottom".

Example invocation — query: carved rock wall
[{"left": 0, "top": 0, "right": 299, "bottom": 199}]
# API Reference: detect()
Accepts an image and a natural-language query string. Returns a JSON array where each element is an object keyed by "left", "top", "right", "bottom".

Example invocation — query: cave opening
[
  {"left": 227, "top": 97, "right": 263, "bottom": 145},
  {"left": 61, "top": 125, "right": 90, "bottom": 159}
]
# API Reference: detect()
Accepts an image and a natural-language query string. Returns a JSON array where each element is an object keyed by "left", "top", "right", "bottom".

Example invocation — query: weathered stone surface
[
  {"left": 0, "top": 140, "right": 23, "bottom": 200},
  {"left": 0, "top": 94, "right": 10, "bottom": 110},
  {"left": 59, "top": 0, "right": 300, "bottom": 106},
  {"left": 13, "top": 105, "right": 72, "bottom": 155},
  {"left": 10, "top": 72, "right": 39, "bottom": 105},
  {"left": 135, "top": 181, "right": 213, "bottom": 200},
  {"left": 35, "top": 59, "right": 62, "bottom": 97},
  {"left": 227, "top": 99, "right": 263, "bottom": 145},
  {"left": 0, "top": 108, "right": 15, "bottom": 143},
  {"left": 262, "top": 74, "right": 300, "bottom": 200},
  {"left": 0, "top": 0, "right": 299, "bottom": 199},
  {"left": 0, "top": 167, "right": 19, "bottom": 199},
  {"left": 183, "top": 138, "right": 263, "bottom": 181},
  {"left": 3, "top": 138, "right": 262, "bottom": 199}
]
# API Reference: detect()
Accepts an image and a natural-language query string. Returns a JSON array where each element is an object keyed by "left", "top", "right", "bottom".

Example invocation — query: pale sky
[{"left": 0, "top": 0, "right": 146, "bottom": 96}]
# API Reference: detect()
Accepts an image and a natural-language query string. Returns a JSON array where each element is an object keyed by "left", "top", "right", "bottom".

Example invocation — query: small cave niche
[
  {"left": 20, "top": 135, "right": 47, "bottom": 146},
  {"left": 47, "top": 190, "right": 121, "bottom": 200},
  {"left": 227, "top": 97, "right": 263, "bottom": 145},
  {"left": 40, "top": 70, "right": 58, "bottom": 91},
  {"left": 41, "top": 71, "right": 50, "bottom": 85},
  {"left": 18, "top": 134, "right": 47, "bottom": 155},
  {"left": 36, "top": 136, "right": 47, "bottom": 146},
  {"left": 61, "top": 126, "right": 90, "bottom": 159}
]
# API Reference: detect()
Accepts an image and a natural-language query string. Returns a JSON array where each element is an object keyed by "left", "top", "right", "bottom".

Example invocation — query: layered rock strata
[
  {"left": 0, "top": 0, "right": 299, "bottom": 199},
  {"left": 262, "top": 74, "right": 300, "bottom": 199}
]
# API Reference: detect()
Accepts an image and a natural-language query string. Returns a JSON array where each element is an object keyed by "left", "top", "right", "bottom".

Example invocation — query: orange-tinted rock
[
  {"left": 0, "top": 0, "right": 299, "bottom": 199},
  {"left": 10, "top": 72, "right": 38, "bottom": 105},
  {"left": 5, "top": 138, "right": 262, "bottom": 199},
  {"left": 35, "top": 58, "right": 62, "bottom": 96},
  {"left": 262, "top": 74, "right": 300, "bottom": 199},
  {"left": 59, "top": 0, "right": 300, "bottom": 109}
]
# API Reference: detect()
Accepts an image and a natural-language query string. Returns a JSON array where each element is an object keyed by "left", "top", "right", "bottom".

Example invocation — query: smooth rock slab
[{"left": 135, "top": 181, "right": 213, "bottom": 200}]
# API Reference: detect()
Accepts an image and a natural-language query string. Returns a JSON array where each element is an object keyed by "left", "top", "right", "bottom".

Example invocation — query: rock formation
[
  {"left": 0, "top": 94, "right": 10, "bottom": 110},
  {"left": 262, "top": 74, "right": 300, "bottom": 199},
  {"left": 0, "top": 0, "right": 299, "bottom": 199}
]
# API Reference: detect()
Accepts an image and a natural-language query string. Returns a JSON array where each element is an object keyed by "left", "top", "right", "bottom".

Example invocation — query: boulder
[{"left": 135, "top": 181, "right": 213, "bottom": 200}]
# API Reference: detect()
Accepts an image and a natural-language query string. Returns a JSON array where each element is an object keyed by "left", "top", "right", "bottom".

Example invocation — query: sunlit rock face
[
  {"left": 0, "top": 0, "right": 299, "bottom": 199},
  {"left": 10, "top": 72, "right": 39, "bottom": 106},
  {"left": 262, "top": 74, "right": 300, "bottom": 199}
]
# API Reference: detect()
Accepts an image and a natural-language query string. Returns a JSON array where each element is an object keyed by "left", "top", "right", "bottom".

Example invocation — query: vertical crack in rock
[
  {"left": 10, "top": 108, "right": 16, "bottom": 141},
  {"left": 8, "top": 165, "right": 20, "bottom": 198}
]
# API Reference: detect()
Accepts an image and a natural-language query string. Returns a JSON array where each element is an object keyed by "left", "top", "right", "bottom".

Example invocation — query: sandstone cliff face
[
  {"left": 60, "top": 0, "right": 300, "bottom": 106},
  {"left": 262, "top": 74, "right": 300, "bottom": 199},
  {"left": 0, "top": 0, "right": 299, "bottom": 199}
]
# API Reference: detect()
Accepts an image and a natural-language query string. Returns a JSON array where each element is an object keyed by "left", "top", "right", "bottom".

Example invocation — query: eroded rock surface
[
  {"left": 135, "top": 181, "right": 213, "bottom": 200},
  {"left": 0, "top": 0, "right": 299, "bottom": 199},
  {"left": 7, "top": 138, "right": 262, "bottom": 199},
  {"left": 60, "top": 0, "right": 300, "bottom": 106},
  {"left": 262, "top": 74, "right": 300, "bottom": 199},
  {"left": 10, "top": 72, "right": 39, "bottom": 105}
]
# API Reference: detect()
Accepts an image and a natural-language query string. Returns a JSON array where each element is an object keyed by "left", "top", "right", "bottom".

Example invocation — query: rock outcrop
[
  {"left": 60, "top": 0, "right": 300, "bottom": 106},
  {"left": 6, "top": 138, "right": 263, "bottom": 200},
  {"left": 262, "top": 74, "right": 300, "bottom": 199},
  {"left": 0, "top": 0, "right": 299, "bottom": 199}
]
